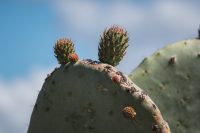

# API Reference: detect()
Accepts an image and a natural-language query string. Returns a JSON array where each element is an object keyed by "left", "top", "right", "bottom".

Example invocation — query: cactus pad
[
  {"left": 28, "top": 60, "right": 169, "bottom": 133},
  {"left": 129, "top": 39, "right": 200, "bottom": 133}
]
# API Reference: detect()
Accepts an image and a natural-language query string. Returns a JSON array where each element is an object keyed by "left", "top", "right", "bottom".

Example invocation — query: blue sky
[
  {"left": 0, "top": 0, "right": 199, "bottom": 79},
  {"left": 0, "top": 2, "right": 59, "bottom": 79},
  {"left": 0, "top": 1, "right": 199, "bottom": 133}
]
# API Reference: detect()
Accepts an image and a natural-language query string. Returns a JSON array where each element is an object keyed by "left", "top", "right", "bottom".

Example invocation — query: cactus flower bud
[
  {"left": 98, "top": 25, "right": 129, "bottom": 66},
  {"left": 54, "top": 38, "right": 75, "bottom": 65}
]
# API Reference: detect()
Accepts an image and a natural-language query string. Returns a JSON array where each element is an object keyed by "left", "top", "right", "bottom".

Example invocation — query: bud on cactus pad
[
  {"left": 68, "top": 53, "right": 79, "bottom": 63},
  {"left": 129, "top": 39, "right": 200, "bottom": 133},
  {"left": 54, "top": 38, "right": 75, "bottom": 65},
  {"left": 28, "top": 60, "right": 170, "bottom": 133},
  {"left": 98, "top": 26, "right": 129, "bottom": 66}
]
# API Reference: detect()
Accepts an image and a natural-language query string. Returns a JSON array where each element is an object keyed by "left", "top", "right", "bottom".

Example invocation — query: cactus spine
[{"left": 98, "top": 26, "right": 129, "bottom": 66}]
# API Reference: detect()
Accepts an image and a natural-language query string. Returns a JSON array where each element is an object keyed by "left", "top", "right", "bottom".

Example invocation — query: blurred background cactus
[{"left": 129, "top": 31, "right": 200, "bottom": 133}]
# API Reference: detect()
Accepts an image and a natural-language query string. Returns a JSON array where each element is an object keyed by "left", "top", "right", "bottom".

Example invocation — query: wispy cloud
[
  {"left": 154, "top": 1, "right": 200, "bottom": 32},
  {"left": 54, "top": 1, "right": 146, "bottom": 35}
]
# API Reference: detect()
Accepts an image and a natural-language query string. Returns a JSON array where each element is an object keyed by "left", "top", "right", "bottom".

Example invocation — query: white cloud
[
  {"left": 55, "top": 1, "right": 100, "bottom": 32},
  {"left": 53, "top": 1, "right": 200, "bottom": 34},
  {"left": 0, "top": 67, "right": 54, "bottom": 133},
  {"left": 106, "top": 3, "right": 146, "bottom": 30},
  {"left": 154, "top": 1, "right": 200, "bottom": 32},
  {"left": 53, "top": 1, "right": 146, "bottom": 35}
]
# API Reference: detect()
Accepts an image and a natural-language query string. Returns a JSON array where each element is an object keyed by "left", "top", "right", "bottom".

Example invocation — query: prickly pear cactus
[
  {"left": 129, "top": 39, "right": 200, "bottom": 133},
  {"left": 28, "top": 60, "right": 170, "bottom": 133},
  {"left": 28, "top": 27, "right": 170, "bottom": 133}
]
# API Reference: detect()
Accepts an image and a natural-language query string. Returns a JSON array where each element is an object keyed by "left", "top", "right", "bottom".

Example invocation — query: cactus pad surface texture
[
  {"left": 129, "top": 39, "right": 200, "bottom": 133},
  {"left": 28, "top": 60, "right": 170, "bottom": 133}
]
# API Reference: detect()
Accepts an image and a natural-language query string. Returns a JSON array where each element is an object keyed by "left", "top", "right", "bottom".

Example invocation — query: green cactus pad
[
  {"left": 28, "top": 60, "right": 169, "bottom": 133},
  {"left": 129, "top": 39, "right": 200, "bottom": 133}
]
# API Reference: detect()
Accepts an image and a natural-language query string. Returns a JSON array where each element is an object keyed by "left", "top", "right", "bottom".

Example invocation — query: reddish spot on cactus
[
  {"left": 122, "top": 106, "right": 136, "bottom": 120},
  {"left": 68, "top": 53, "right": 79, "bottom": 63},
  {"left": 108, "top": 25, "right": 127, "bottom": 35},
  {"left": 112, "top": 75, "right": 120, "bottom": 83}
]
